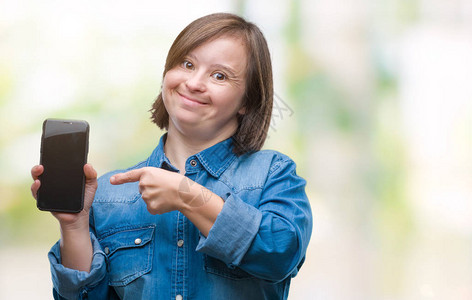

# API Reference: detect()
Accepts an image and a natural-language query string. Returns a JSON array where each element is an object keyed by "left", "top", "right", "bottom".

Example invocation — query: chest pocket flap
[{"left": 99, "top": 225, "right": 155, "bottom": 286}]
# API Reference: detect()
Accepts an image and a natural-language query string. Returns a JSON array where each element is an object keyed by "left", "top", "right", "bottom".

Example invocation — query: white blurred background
[{"left": 1, "top": 0, "right": 472, "bottom": 299}]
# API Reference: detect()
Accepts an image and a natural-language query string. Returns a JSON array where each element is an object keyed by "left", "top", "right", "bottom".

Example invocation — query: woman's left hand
[
  {"left": 112, "top": 166, "right": 223, "bottom": 236},
  {"left": 110, "top": 167, "right": 200, "bottom": 214}
]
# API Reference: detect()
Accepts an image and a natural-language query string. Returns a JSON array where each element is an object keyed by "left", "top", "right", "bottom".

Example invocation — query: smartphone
[{"left": 37, "top": 119, "right": 90, "bottom": 213}]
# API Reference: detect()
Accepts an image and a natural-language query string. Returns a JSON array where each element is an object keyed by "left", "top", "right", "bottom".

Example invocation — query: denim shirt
[{"left": 48, "top": 135, "right": 313, "bottom": 300}]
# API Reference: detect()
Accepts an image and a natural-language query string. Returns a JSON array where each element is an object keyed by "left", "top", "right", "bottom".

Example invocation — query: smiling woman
[
  {"left": 30, "top": 12, "right": 312, "bottom": 300},
  {"left": 151, "top": 13, "right": 274, "bottom": 155},
  {"left": 161, "top": 36, "right": 248, "bottom": 152}
]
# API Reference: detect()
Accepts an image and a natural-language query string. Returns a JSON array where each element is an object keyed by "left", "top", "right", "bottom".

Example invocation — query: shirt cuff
[
  {"left": 48, "top": 232, "right": 107, "bottom": 299},
  {"left": 196, "top": 192, "right": 262, "bottom": 266}
]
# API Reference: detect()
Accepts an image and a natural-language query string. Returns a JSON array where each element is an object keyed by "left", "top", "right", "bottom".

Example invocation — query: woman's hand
[
  {"left": 110, "top": 167, "right": 224, "bottom": 237},
  {"left": 31, "top": 164, "right": 97, "bottom": 272},
  {"left": 31, "top": 164, "right": 98, "bottom": 228},
  {"left": 110, "top": 167, "right": 188, "bottom": 214}
]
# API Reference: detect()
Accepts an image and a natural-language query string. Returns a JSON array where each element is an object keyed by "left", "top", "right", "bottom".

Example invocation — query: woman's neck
[{"left": 163, "top": 125, "right": 232, "bottom": 172}]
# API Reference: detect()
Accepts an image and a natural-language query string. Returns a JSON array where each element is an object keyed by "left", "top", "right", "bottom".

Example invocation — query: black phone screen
[{"left": 37, "top": 119, "right": 89, "bottom": 212}]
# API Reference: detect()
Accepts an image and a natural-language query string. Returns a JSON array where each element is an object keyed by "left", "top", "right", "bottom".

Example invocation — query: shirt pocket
[
  {"left": 203, "top": 254, "right": 254, "bottom": 281},
  {"left": 99, "top": 225, "right": 155, "bottom": 286}
]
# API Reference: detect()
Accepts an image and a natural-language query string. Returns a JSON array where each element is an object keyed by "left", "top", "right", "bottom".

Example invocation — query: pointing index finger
[{"left": 110, "top": 169, "right": 144, "bottom": 185}]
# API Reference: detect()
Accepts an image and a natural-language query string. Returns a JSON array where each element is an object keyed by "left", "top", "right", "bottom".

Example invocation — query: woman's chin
[{"left": 171, "top": 117, "right": 205, "bottom": 132}]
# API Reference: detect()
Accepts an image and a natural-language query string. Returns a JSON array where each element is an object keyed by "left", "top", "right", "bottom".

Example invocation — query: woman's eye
[
  {"left": 212, "top": 72, "right": 226, "bottom": 81},
  {"left": 182, "top": 60, "right": 194, "bottom": 70}
]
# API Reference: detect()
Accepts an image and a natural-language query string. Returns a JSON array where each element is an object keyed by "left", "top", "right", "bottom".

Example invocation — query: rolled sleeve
[
  {"left": 238, "top": 158, "right": 312, "bottom": 282},
  {"left": 48, "top": 232, "right": 108, "bottom": 299},
  {"left": 196, "top": 192, "right": 262, "bottom": 266},
  {"left": 196, "top": 156, "right": 312, "bottom": 283}
]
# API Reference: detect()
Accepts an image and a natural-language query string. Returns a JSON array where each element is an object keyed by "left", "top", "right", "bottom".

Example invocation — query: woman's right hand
[{"left": 31, "top": 164, "right": 98, "bottom": 228}]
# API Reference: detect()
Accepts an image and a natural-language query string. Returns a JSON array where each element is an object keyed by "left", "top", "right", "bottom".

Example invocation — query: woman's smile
[{"left": 177, "top": 91, "right": 208, "bottom": 107}]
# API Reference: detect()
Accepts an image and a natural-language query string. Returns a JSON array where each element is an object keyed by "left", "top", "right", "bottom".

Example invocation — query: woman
[{"left": 31, "top": 13, "right": 312, "bottom": 300}]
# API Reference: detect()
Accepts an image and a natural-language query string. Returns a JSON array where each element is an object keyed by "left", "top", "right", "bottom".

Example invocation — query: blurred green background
[{"left": 1, "top": 0, "right": 472, "bottom": 299}]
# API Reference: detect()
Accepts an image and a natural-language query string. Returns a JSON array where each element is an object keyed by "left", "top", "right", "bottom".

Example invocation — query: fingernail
[{"left": 110, "top": 176, "right": 115, "bottom": 184}]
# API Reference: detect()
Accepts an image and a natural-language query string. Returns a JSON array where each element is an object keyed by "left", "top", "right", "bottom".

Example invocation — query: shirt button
[
  {"left": 177, "top": 239, "right": 184, "bottom": 247},
  {"left": 176, "top": 295, "right": 183, "bottom": 300},
  {"left": 190, "top": 159, "right": 197, "bottom": 167},
  {"left": 134, "top": 238, "right": 142, "bottom": 245},
  {"left": 104, "top": 247, "right": 110, "bottom": 255}
]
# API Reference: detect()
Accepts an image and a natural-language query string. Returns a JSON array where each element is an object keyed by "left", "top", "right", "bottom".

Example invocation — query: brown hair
[{"left": 150, "top": 13, "right": 273, "bottom": 155}]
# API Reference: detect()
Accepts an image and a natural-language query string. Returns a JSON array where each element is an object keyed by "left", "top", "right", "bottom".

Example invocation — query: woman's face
[{"left": 162, "top": 35, "right": 247, "bottom": 141}]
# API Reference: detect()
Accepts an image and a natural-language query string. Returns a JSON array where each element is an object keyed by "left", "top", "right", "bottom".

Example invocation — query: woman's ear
[{"left": 238, "top": 106, "right": 246, "bottom": 115}]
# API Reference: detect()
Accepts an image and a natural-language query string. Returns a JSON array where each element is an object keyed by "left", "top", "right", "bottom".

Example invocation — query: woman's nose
[{"left": 185, "top": 72, "right": 206, "bottom": 92}]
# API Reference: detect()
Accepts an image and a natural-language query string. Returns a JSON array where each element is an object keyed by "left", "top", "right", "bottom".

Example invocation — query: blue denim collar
[
  {"left": 195, "top": 137, "right": 236, "bottom": 178},
  {"left": 146, "top": 134, "right": 172, "bottom": 170},
  {"left": 146, "top": 133, "right": 236, "bottom": 178}
]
